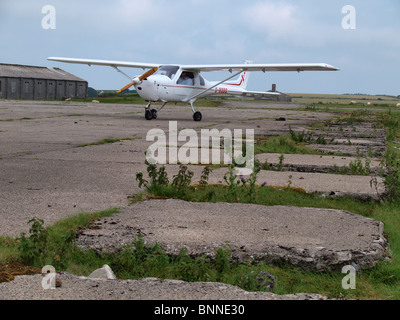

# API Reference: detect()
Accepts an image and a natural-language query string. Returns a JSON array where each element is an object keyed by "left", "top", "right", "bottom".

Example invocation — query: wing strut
[
  {"left": 112, "top": 66, "right": 133, "bottom": 82},
  {"left": 185, "top": 70, "right": 243, "bottom": 102}
]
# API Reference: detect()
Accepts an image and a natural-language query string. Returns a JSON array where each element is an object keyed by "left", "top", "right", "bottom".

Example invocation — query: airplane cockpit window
[
  {"left": 177, "top": 71, "right": 194, "bottom": 85},
  {"left": 199, "top": 74, "right": 205, "bottom": 86},
  {"left": 155, "top": 65, "right": 179, "bottom": 79}
]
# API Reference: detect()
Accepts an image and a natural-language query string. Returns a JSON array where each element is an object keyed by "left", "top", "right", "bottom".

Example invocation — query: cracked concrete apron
[{"left": 76, "top": 199, "right": 389, "bottom": 271}]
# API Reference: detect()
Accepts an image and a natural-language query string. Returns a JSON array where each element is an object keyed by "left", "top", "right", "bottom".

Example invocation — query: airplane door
[{"left": 174, "top": 70, "right": 195, "bottom": 100}]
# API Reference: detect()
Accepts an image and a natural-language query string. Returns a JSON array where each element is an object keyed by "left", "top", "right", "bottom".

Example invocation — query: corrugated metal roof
[{"left": 0, "top": 63, "right": 87, "bottom": 82}]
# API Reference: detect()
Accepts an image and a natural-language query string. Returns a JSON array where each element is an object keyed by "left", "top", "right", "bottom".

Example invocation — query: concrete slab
[
  {"left": 76, "top": 199, "right": 389, "bottom": 271},
  {"left": 253, "top": 170, "right": 384, "bottom": 199},
  {"left": 308, "top": 144, "right": 386, "bottom": 158},
  {"left": 0, "top": 157, "right": 143, "bottom": 236},
  {"left": 156, "top": 165, "right": 385, "bottom": 200},
  {"left": 255, "top": 153, "right": 382, "bottom": 174},
  {"left": 288, "top": 122, "right": 387, "bottom": 157}
]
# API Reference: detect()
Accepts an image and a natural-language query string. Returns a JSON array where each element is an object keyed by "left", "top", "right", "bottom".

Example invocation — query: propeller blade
[
  {"left": 138, "top": 67, "right": 158, "bottom": 81},
  {"left": 117, "top": 67, "right": 158, "bottom": 94},
  {"left": 117, "top": 82, "right": 135, "bottom": 94}
]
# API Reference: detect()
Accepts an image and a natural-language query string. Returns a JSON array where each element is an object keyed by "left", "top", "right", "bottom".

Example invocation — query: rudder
[{"left": 226, "top": 60, "right": 252, "bottom": 89}]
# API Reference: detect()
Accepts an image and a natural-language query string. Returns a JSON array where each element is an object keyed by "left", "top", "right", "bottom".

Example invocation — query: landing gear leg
[
  {"left": 153, "top": 102, "right": 167, "bottom": 120},
  {"left": 145, "top": 102, "right": 153, "bottom": 120},
  {"left": 190, "top": 102, "right": 202, "bottom": 121}
]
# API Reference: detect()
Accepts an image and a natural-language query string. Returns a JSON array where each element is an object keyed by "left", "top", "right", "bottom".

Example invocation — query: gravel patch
[{"left": 0, "top": 272, "right": 329, "bottom": 300}]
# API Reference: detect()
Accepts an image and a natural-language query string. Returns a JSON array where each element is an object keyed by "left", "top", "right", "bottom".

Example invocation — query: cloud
[
  {"left": 244, "top": 2, "right": 298, "bottom": 41},
  {"left": 113, "top": 0, "right": 166, "bottom": 26}
]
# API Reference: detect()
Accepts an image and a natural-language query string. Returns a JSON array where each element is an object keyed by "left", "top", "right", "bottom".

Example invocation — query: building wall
[
  {"left": 77, "top": 82, "right": 87, "bottom": 97},
  {"left": 22, "top": 78, "right": 34, "bottom": 99},
  {"left": 66, "top": 81, "right": 76, "bottom": 98},
  {"left": 0, "top": 78, "right": 4, "bottom": 98},
  {"left": 7, "top": 78, "right": 20, "bottom": 99},
  {"left": 0, "top": 77, "right": 87, "bottom": 100},
  {"left": 34, "top": 79, "right": 46, "bottom": 100},
  {"left": 46, "top": 80, "right": 56, "bottom": 99},
  {"left": 56, "top": 80, "right": 66, "bottom": 100}
]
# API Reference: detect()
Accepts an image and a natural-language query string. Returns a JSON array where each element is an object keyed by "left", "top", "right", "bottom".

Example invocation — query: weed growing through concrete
[
  {"left": 237, "top": 165, "right": 264, "bottom": 203},
  {"left": 136, "top": 162, "right": 202, "bottom": 198},
  {"left": 113, "top": 236, "right": 248, "bottom": 286},
  {"left": 378, "top": 110, "right": 400, "bottom": 202},
  {"left": 135, "top": 160, "right": 267, "bottom": 203},
  {"left": 223, "top": 164, "right": 240, "bottom": 202},
  {"left": 198, "top": 166, "right": 213, "bottom": 187},
  {"left": 277, "top": 154, "right": 285, "bottom": 171},
  {"left": 222, "top": 163, "right": 266, "bottom": 203},
  {"left": 349, "top": 158, "right": 371, "bottom": 175},
  {"left": 17, "top": 218, "right": 48, "bottom": 266},
  {"left": 330, "top": 157, "right": 372, "bottom": 176},
  {"left": 381, "top": 152, "right": 400, "bottom": 202},
  {"left": 172, "top": 165, "right": 194, "bottom": 193},
  {"left": 289, "top": 127, "right": 313, "bottom": 143},
  {"left": 316, "top": 134, "right": 327, "bottom": 145},
  {"left": 135, "top": 161, "right": 169, "bottom": 191}
]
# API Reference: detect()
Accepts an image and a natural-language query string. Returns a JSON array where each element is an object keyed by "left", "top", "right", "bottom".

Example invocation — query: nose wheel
[
  {"left": 145, "top": 109, "right": 158, "bottom": 120},
  {"left": 145, "top": 109, "right": 153, "bottom": 120},
  {"left": 144, "top": 102, "right": 166, "bottom": 120}
]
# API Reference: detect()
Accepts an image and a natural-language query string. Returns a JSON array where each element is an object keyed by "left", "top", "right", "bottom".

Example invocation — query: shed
[{"left": 0, "top": 63, "right": 88, "bottom": 100}]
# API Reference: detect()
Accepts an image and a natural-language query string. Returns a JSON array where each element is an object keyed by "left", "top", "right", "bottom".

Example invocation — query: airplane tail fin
[{"left": 226, "top": 60, "right": 252, "bottom": 89}]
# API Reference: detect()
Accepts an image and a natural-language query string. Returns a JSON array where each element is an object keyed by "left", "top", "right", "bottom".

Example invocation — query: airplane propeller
[{"left": 117, "top": 67, "right": 158, "bottom": 93}]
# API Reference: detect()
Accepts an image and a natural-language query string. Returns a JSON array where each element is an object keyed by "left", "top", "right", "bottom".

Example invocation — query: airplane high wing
[
  {"left": 48, "top": 57, "right": 159, "bottom": 70},
  {"left": 183, "top": 63, "right": 338, "bottom": 72},
  {"left": 48, "top": 57, "right": 338, "bottom": 72},
  {"left": 48, "top": 57, "right": 339, "bottom": 121}
]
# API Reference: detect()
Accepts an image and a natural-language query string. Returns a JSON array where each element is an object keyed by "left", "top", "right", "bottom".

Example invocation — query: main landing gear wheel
[
  {"left": 145, "top": 109, "right": 153, "bottom": 120},
  {"left": 151, "top": 109, "right": 158, "bottom": 119},
  {"left": 193, "top": 111, "right": 202, "bottom": 122}
]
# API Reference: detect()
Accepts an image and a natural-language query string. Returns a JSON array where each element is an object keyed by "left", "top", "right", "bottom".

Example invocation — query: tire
[
  {"left": 145, "top": 110, "right": 153, "bottom": 120},
  {"left": 151, "top": 109, "right": 158, "bottom": 119},
  {"left": 193, "top": 111, "right": 202, "bottom": 121}
]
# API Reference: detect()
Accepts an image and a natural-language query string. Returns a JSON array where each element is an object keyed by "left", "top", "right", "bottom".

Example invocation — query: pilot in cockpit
[{"left": 177, "top": 72, "right": 194, "bottom": 85}]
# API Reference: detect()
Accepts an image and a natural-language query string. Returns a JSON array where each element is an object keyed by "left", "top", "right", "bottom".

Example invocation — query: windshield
[{"left": 154, "top": 65, "right": 179, "bottom": 80}]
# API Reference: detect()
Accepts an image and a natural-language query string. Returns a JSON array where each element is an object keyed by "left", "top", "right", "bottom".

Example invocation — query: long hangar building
[{"left": 0, "top": 63, "right": 88, "bottom": 100}]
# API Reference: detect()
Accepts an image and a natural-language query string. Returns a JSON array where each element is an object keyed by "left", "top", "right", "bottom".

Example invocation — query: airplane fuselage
[{"left": 134, "top": 65, "right": 246, "bottom": 103}]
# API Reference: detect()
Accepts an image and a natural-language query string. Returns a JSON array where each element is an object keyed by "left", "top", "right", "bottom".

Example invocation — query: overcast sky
[{"left": 1, "top": 0, "right": 399, "bottom": 95}]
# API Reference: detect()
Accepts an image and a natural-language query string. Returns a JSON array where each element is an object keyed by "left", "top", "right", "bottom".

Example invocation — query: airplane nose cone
[{"left": 132, "top": 77, "right": 141, "bottom": 84}]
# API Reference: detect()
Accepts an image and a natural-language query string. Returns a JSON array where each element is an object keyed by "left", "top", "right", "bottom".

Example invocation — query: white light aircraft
[{"left": 47, "top": 57, "right": 339, "bottom": 121}]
